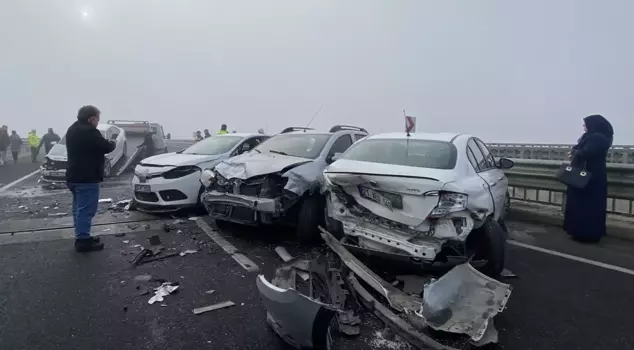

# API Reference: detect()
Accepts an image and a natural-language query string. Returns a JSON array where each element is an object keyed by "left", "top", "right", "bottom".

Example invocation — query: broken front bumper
[
  {"left": 256, "top": 275, "right": 336, "bottom": 349},
  {"left": 202, "top": 191, "right": 280, "bottom": 224}
]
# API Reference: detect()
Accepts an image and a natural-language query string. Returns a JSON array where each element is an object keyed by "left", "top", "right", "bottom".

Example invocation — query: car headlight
[
  {"left": 428, "top": 191, "right": 468, "bottom": 218},
  {"left": 200, "top": 169, "right": 215, "bottom": 188},
  {"left": 162, "top": 166, "right": 200, "bottom": 179}
]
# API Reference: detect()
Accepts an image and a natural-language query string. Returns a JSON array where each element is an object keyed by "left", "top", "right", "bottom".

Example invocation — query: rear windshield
[
  {"left": 254, "top": 133, "right": 331, "bottom": 159},
  {"left": 341, "top": 138, "right": 457, "bottom": 169}
]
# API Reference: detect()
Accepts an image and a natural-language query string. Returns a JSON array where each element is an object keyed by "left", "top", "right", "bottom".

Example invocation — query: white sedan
[
  {"left": 41, "top": 124, "right": 127, "bottom": 185},
  {"left": 132, "top": 133, "right": 270, "bottom": 212},
  {"left": 322, "top": 132, "right": 515, "bottom": 277}
]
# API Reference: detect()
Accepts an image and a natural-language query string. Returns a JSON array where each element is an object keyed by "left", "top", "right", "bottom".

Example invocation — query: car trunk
[{"left": 325, "top": 160, "right": 458, "bottom": 228}]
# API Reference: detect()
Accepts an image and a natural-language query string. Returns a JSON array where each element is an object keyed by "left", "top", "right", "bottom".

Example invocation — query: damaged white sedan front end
[{"left": 322, "top": 133, "right": 512, "bottom": 276}]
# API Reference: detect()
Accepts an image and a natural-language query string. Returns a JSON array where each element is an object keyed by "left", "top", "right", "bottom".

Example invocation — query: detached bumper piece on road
[{"left": 256, "top": 227, "right": 512, "bottom": 349}]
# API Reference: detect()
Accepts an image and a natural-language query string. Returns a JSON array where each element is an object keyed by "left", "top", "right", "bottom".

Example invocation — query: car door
[
  {"left": 326, "top": 134, "right": 353, "bottom": 163},
  {"left": 475, "top": 138, "right": 508, "bottom": 220},
  {"left": 467, "top": 138, "right": 504, "bottom": 220}
]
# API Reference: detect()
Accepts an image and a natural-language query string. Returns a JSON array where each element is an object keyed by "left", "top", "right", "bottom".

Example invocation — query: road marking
[
  {"left": 0, "top": 169, "right": 41, "bottom": 192},
  {"left": 0, "top": 220, "right": 166, "bottom": 246},
  {"left": 508, "top": 240, "right": 634, "bottom": 276},
  {"left": 194, "top": 218, "right": 259, "bottom": 272}
]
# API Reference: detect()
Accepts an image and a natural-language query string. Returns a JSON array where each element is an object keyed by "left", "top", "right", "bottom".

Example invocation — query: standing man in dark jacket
[
  {"left": 0, "top": 125, "right": 9, "bottom": 166},
  {"left": 39, "top": 128, "right": 61, "bottom": 155},
  {"left": 66, "top": 105, "right": 116, "bottom": 252}
]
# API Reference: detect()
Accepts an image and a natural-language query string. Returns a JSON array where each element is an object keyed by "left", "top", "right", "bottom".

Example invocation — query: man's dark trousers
[
  {"left": 30, "top": 146, "right": 39, "bottom": 163},
  {"left": 67, "top": 183, "right": 99, "bottom": 240}
]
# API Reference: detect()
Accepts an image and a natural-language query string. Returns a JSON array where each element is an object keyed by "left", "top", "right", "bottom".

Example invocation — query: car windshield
[
  {"left": 253, "top": 133, "right": 331, "bottom": 159},
  {"left": 341, "top": 138, "right": 458, "bottom": 169},
  {"left": 182, "top": 136, "right": 243, "bottom": 155}
]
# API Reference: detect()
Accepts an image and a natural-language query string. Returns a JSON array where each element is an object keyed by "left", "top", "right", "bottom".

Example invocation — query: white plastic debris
[
  {"left": 192, "top": 301, "right": 235, "bottom": 315},
  {"left": 98, "top": 198, "right": 113, "bottom": 203},
  {"left": 48, "top": 212, "right": 67, "bottom": 217},
  {"left": 148, "top": 283, "right": 179, "bottom": 305},
  {"left": 179, "top": 249, "right": 198, "bottom": 257},
  {"left": 122, "top": 240, "right": 130, "bottom": 244},
  {"left": 205, "top": 289, "right": 215, "bottom": 295},
  {"left": 188, "top": 217, "right": 199, "bottom": 221}
]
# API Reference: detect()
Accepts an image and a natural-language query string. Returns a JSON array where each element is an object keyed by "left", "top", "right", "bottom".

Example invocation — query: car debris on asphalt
[
  {"left": 148, "top": 282, "right": 180, "bottom": 305},
  {"left": 192, "top": 300, "right": 236, "bottom": 315},
  {"left": 255, "top": 225, "right": 514, "bottom": 349}
]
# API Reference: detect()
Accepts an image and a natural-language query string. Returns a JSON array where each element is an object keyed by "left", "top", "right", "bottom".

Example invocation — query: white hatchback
[
  {"left": 322, "top": 132, "right": 514, "bottom": 276},
  {"left": 132, "top": 133, "right": 269, "bottom": 212}
]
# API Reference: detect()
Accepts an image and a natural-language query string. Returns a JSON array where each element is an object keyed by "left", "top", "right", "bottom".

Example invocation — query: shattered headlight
[
  {"left": 429, "top": 191, "right": 468, "bottom": 218},
  {"left": 215, "top": 173, "right": 229, "bottom": 186},
  {"left": 200, "top": 169, "right": 215, "bottom": 188}
]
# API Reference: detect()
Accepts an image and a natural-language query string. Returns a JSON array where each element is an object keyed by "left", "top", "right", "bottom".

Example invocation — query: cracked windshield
[{"left": 0, "top": 1, "right": 632, "bottom": 350}]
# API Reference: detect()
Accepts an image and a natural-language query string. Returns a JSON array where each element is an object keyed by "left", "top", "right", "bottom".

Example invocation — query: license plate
[
  {"left": 359, "top": 186, "right": 398, "bottom": 210},
  {"left": 45, "top": 170, "right": 65, "bottom": 177},
  {"left": 135, "top": 184, "right": 151, "bottom": 193}
]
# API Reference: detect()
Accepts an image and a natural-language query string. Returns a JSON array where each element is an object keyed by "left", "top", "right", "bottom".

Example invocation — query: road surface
[{"left": 0, "top": 143, "right": 632, "bottom": 350}]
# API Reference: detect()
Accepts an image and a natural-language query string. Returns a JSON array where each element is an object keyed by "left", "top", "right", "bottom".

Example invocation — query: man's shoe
[{"left": 75, "top": 238, "right": 105, "bottom": 252}]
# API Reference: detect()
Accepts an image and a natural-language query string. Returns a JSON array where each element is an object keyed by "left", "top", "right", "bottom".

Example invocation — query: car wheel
[
  {"left": 467, "top": 218, "right": 506, "bottom": 278},
  {"left": 103, "top": 160, "right": 112, "bottom": 178},
  {"left": 323, "top": 194, "right": 344, "bottom": 239},
  {"left": 500, "top": 192, "right": 511, "bottom": 222},
  {"left": 296, "top": 195, "right": 324, "bottom": 244}
]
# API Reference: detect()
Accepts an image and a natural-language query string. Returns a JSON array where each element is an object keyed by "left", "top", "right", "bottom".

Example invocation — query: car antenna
[{"left": 304, "top": 103, "right": 324, "bottom": 132}]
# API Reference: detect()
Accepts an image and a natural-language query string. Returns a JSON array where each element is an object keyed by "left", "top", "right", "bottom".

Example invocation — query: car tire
[
  {"left": 467, "top": 218, "right": 506, "bottom": 278},
  {"left": 323, "top": 194, "right": 344, "bottom": 239},
  {"left": 296, "top": 195, "right": 324, "bottom": 244},
  {"left": 103, "top": 160, "right": 112, "bottom": 178}
]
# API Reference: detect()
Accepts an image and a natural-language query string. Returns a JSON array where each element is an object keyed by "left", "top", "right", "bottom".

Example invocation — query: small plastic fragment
[{"left": 193, "top": 301, "right": 236, "bottom": 315}]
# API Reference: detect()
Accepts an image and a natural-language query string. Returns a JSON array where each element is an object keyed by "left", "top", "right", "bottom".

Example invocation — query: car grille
[
  {"left": 239, "top": 183, "right": 261, "bottom": 196},
  {"left": 159, "top": 190, "right": 188, "bottom": 202},
  {"left": 135, "top": 192, "right": 159, "bottom": 202},
  {"left": 46, "top": 160, "right": 67, "bottom": 170}
]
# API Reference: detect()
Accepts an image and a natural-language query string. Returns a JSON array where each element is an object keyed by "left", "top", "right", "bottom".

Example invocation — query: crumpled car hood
[
  {"left": 215, "top": 152, "right": 311, "bottom": 180},
  {"left": 215, "top": 152, "right": 323, "bottom": 196},
  {"left": 46, "top": 143, "right": 67, "bottom": 162}
]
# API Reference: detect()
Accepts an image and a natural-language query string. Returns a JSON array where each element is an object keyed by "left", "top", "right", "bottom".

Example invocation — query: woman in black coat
[{"left": 563, "top": 114, "right": 613, "bottom": 243}]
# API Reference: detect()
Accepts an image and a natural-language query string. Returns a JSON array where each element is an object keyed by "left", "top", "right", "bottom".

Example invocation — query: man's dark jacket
[
  {"left": 65, "top": 120, "right": 116, "bottom": 183},
  {"left": 40, "top": 131, "right": 61, "bottom": 154},
  {"left": 0, "top": 131, "right": 9, "bottom": 151}
]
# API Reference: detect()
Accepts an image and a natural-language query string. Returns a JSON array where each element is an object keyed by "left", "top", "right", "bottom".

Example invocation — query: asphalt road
[{"left": 0, "top": 144, "right": 633, "bottom": 350}]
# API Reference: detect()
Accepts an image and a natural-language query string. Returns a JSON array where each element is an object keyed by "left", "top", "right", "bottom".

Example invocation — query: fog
[{"left": 1, "top": 0, "right": 632, "bottom": 144}]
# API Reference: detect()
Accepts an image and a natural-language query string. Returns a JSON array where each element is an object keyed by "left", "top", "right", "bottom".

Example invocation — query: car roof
[
  {"left": 365, "top": 132, "right": 462, "bottom": 142},
  {"left": 280, "top": 131, "right": 334, "bottom": 136}
]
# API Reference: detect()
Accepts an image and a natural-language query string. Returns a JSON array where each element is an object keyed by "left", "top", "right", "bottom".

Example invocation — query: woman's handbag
[{"left": 555, "top": 160, "right": 592, "bottom": 189}]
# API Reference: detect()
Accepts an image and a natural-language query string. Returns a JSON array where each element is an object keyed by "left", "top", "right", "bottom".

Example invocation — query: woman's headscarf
[{"left": 583, "top": 114, "right": 614, "bottom": 146}]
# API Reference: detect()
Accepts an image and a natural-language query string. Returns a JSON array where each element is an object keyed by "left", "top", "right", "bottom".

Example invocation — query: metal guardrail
[
  {"left": 163, "top": 140, "right": 634, "bottom": 217},
  {"left": 504, "top": 158, "right": 634, "bottom": 217},
  {"left": 489, "top": 143, "right": 634, "bottom": 164}
]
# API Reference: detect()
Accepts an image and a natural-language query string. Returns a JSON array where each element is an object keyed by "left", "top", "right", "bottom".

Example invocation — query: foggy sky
[{"left": 1, "top": 0, "right": 632, "bottom": 143}]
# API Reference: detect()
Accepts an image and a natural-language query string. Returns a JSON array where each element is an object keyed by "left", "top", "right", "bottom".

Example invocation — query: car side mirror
[
  {"left": 497, "top": 157, "right": 514, "bottom": 170},
  {"left": 326, "top": 152, "right": 342, "bottom": 164}
]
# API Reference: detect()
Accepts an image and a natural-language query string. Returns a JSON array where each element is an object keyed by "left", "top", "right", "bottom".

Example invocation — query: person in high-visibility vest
[
  {"left": 27, "top": 129, "right": 40, "bottom": 163},
  {"left": 217, "top": 124, "right": 228, "bottom": 135}
]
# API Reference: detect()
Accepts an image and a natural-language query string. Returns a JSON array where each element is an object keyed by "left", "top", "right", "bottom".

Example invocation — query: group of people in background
[
  {"left": 0, "top": 127, "right": 61, "bottom": 166},
  {"left": 192, "top": 124, "right": 266, "bottom": 142}
]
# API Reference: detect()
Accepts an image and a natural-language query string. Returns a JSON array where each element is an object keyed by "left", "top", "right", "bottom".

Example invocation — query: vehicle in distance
[
  {"left": 200, "top": 125, "right": 369, "bottom": 242},
  {"left": 321, "top": 132, "right": 515, "bottom": 277},
  {"left": 40, "top": 124, "right": 128, "bottom": 185},
  {"left": 133, "top": 133, "right": 269, "bottom": 212}
]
